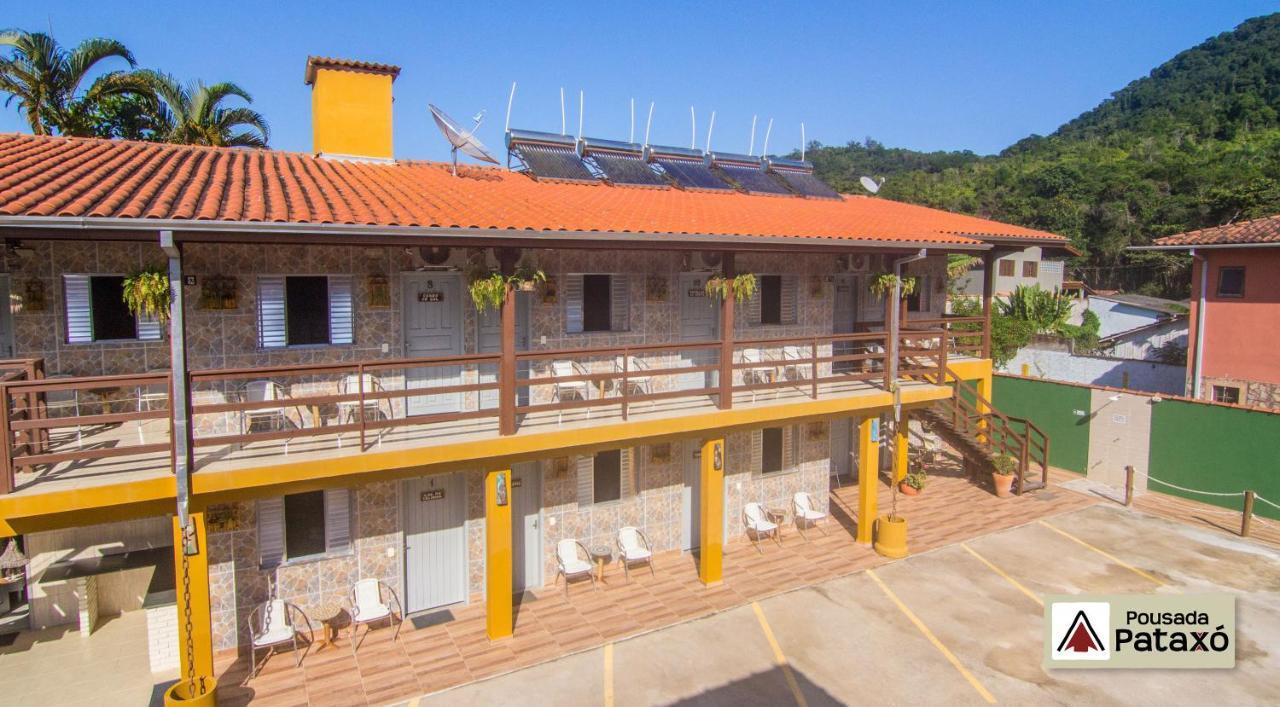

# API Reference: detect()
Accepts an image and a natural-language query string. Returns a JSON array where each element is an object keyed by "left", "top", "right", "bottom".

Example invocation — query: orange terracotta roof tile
[
  {"left": 1153, "top": 214, "right": 1280, "bottom": 247},
  {"left": 0, "top": 133, "right": 1067, "bottom": 248}
]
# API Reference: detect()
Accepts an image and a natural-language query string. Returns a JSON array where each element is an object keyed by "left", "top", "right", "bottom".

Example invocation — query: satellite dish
[
  {"left": 429, "top": 103, "right": 499, "bottom": 176},
  {"left": 859, "top": 176, "right": 884, "bottom": 194}
]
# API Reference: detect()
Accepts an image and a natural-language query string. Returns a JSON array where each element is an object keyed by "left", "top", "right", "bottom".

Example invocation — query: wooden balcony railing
[
  {"left": 902, "top": 316, "right": 987, "bottom": 358},
  {"left": 0, "top": 329, "right": 949, "bottom": 493}
]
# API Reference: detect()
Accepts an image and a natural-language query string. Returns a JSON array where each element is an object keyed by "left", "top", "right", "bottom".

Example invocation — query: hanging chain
[{"left": 180, "top": 524, "right": 200, "bottom": 697}]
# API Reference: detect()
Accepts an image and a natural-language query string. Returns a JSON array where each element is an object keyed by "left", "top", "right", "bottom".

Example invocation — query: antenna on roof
[
  {"left": 748, "top": 115, "right": 758, "bottom": 156},
  {"left": 859, "top": 176, "right": 884, "bottom": 194},
  {"left": 800, "top": 122, "right": 806, "bottom": 161},
  {"left": 504, "top": 82, "right": 517, "bottom": 133},
  {"left": 690, "top": 107, "right": 696, "bottom": 150},
  {"left": 578, "top": 89, "right": 584, "bottom": 140},
  {"left": 629, "top": 98, "right": 635, "bottom": 144},
  {"left": 560, "top": 87, "right": 566, "bottom": 135},
  {"left": 644, "top": 102, "right": 655, "bottom": 148},
  {"left": 761, "top": 118, "right": 774, "bottom": 157},
  {"left": 705, "top": 110, "right": 716, "bottom": 153},
  {"left": 429, "top": 103, "right": 499, "bottom": 176}
]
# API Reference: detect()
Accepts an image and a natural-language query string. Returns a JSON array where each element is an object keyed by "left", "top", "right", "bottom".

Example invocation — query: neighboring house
[
  {"left": 0, "top": 56, "right": 1069, "bottom": 669},
  {"left": 1139, "top": 214, "right": 1280, "bottom": 408},
  {"left": 1087, "top": 293, "right": 1188, "bottom": 361},
  {"left": 953, "top": 245, "right": 1069, "bottom": 297}
]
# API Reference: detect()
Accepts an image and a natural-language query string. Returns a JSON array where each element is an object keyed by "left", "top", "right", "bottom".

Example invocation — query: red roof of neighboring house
[
  {"left": 0, "top": 133, "right": 1067, "bottom": 247},
  {"left": 1153, "top": 213, "right": 1280, "bottom": 246}
]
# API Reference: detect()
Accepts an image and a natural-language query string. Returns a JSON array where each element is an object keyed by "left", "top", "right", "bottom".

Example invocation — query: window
[
  {"left": 1212, "top": 385, "right": 1240, "bottom": 405},
  {"left": 593, "top": 449, "right": 622, "bottom": 504},
  {"left": 748, "top": 274, "right": 797, "bottom": 326},
  {"left": 257, "top": 275, "right": 354, "bottom": 348},
  {"left": 284, "top": 491, "right": 326, "bottom": 559},
  {"left": 753, "top": 426, "right": 794, "bottom": 475},
  {"left": 1217, "top": 267, "right": 1245, "bottom": 298},
  {"left": 63, "top": 275, "right": 162, "bottom": 343},
  {"left": 575, "top": 448, "right": 634, "bottom": 505},
  {"left": 565, "top": 274, "right": 630, "bottom": 333},
  {"left": 1022, "top": 261, "right": 1038, "bottom": 278},
  {"left": 998, "top": 259, "right": 1015, "bottom": 277},
  {"left": 906, "top": 275, "right": 930, "bottom": 313},
  {"left": 257, "top": 488, "right": 351, "bottom": 566}
]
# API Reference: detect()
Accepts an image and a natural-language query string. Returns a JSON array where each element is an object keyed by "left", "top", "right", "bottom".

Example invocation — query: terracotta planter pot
[
  {"left": 898, "top": 482, "right": 919, "bottom": 496},
  {"left": 992, "top": 472, "right": 1016, "bottom": 498}
]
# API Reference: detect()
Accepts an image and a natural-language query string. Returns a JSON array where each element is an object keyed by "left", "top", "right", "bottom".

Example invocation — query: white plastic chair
[
  {"left": 743, "top": 502, "right": 781, "bottom": 553},
  {"left": 614, "top": 355, "right": 654, "bottom": 408},
  {"left": 247, "top": 599, "right": 313, "bottom": 678},
  {"left": 616, "top": 526, "right": 655, "bottom": 582},
  {"left": 240, "top": 380, "right": 293, "bottom": 453},
  {"left": 550, "top": 360, "right": 591, "bottom": 424},
  {"left": 739, "top": 349, "right": 778, "bottom": 402},
  {"left": 336, "top": 373, "right": 389, "bottom": 448},
  {"left": 791, "top": 492, "right": 829, "bottom": 539},
  {"left": 348, "top": 578, "right": 402, "bottom": 653},
  {"left": 555, "top": 539, "right": 596, "bottom": 596},
  {"left": 781, "top": 346, "right": 812, "bottom": 384}
]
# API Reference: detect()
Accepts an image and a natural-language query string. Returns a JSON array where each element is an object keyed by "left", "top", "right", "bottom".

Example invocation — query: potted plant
[
  {"left": 122, "top": 266, "right": 172, "bottom": 324},
  {"left": 991, "top": 454, "right": 1018, "bottom": 498},
  {"left": 704, "top": 272, "right": 758, "bottom": 304},
  {"left": 468, "top": 272, "right": 507, "bottom": 312},
  {"left": 899, "top": 470, "right": 926, "bottom": 496},
  {"left": 868, "top": 272, "right": 917, "bottom": 300},
  {"left": 511, "top": 264, "right": 547, "bottom": 292}
]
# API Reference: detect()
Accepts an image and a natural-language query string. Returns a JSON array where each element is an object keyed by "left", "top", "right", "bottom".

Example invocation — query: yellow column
[
  {"left": 894, "top": 414, "right": 910, "bottom": 483},
  {"left": 485, "top": 469, "right": 513, "bottom": 640},
  {"left": 856, "top": 417, "right": 880, "bottom": 544},
  {"left": 699, "top": 437, "right": 725, "bottom": 586},
  {"left": 975, "top": 371, "right": 993, "bottom": 444},
  {"left": 171, "top": 512, "right": 214, "bottom": 686}
]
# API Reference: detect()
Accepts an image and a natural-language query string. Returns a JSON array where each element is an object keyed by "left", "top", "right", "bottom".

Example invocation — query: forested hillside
[{"left": 801, "top": 13, "right": 1280, "bottom": 297}]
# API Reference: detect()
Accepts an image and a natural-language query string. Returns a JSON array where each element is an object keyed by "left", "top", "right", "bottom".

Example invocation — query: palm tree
[
  {"left": 0, "top": 29, "right": 149, "bottom": 136},
  {"left": 141, "top": 71, "right": 269, "bottom": 148}
]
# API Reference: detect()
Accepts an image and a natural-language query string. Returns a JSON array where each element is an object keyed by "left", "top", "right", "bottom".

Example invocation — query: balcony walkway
[
  {"left": 11, "top": 377, "right": 946, "bottom": 499},
  {"left": 211, "top": 451, "right": 1097, "bottom": 707}
]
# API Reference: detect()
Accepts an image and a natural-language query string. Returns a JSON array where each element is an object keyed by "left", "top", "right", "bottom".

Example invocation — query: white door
[
  {"left": 511, "top": 463, "right": 542, "bottom": 591},
  {"left": 832, "top": 274, "right": 858, "bottom": 373},
  {"left": 679, "top": 273, "right": 720, "bottom": 394},
  {"left": 477, "top": 293, "right": 531, "bottom": 411},
  {"left": 402, "top": 473, "right": 467, "bottom": 613},
  {"left": 681, "top": 441, "right": 702, "bottom": 550},
  {"left": 402, "top": 274, "right": 463, "bottom": 416}
]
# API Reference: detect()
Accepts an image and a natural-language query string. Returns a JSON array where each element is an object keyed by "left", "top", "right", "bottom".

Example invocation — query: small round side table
[
  {"left": 310, "top": 600, "right": 344, "bottom": 651},
  {"left": 588, "top": 545, "right": 613, "bottom": 584}
]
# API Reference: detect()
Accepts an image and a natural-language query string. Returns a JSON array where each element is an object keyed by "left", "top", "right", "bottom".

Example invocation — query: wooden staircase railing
[{"left": 927, "top": 365, "right": 1049, "bottom": 495}]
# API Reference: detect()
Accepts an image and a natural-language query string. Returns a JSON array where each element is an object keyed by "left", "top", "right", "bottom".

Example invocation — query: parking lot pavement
[{"left": 413, "top": 505, "right": 1280, "bottom": 706}]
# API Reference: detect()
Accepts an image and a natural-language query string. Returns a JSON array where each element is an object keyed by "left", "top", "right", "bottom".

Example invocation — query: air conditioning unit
[{"left": 847, "top": 253, "right": 870, "bottom": 273}]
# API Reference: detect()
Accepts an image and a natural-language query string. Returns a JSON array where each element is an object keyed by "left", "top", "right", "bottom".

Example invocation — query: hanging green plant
[
  {"left": 511, "top": 265, "right": 547, "bottom": 292},
  {"left": 704, "top": 272, "right": 758, "bottom": 304},
  {"left": 868, "top": 272, "right": 917, "bottom": 299},
  {"left": 122, "top": 266, "right": 172, "bottom": 324},
  {"left": 468, "top": 272, "right": 507, "bottom": 312}
]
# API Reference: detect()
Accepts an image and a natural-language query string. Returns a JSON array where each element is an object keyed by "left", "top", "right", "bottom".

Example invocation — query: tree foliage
[{"left": 807, "top": 14, "right": 1280, "bottom": 298}]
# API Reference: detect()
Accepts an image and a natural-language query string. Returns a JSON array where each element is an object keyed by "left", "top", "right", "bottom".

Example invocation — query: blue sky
[{"left": 3, "top": 1, "right": 1277, "bottom": 161}]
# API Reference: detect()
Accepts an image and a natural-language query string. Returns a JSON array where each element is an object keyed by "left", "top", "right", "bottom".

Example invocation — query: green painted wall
[
  {"left": 991, "top": 375, "right": 1091, "bottom": 473},
  {"left": 1149, "top": 400, "right": 1280, "bottom": 520}
]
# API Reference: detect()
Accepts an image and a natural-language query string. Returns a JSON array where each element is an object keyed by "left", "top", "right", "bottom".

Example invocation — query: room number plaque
[{"left": 421, "top": 489, "right": 445, "bottom": 501}]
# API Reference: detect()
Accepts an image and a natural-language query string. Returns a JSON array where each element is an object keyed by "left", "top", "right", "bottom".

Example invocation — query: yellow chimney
[{"left": 305, "top": 56, "right": 401, "bottom": 160}]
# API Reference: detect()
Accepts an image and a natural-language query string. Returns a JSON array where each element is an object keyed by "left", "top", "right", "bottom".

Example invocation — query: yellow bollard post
[
  {"left": 485, "top": 469, "right": 513, "bottom": 640},
  {"left": 856, "top": 417, "right": 880, "bottom": 545},
  {"left": 699, "top": 437, "right": 725, "bottom": 586}
]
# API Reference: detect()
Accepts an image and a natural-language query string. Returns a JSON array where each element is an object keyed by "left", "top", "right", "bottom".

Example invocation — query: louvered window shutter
[
  {"left": 781, "top": 275, "right": 798, "bottom": 325},
  {"left": 258, "top": 276, "right": 286, "bottom": 348},
  {"left": 328, "top": 275, "right": 354, "bottom": 345},
  {"left": 137, "top": 314, "right": 163, "bottom": 341},
  {"left": 564, "top": 275, "right": 585, "bottom": 334},
  {"left": 575, "top": 455, "right": 594, "bottom": 506},
  {"left": 64, "top": 275, "right": 93, "bottom": 343},
  {"left": 783, "top": 426, "right": 795, "bottom": 471},
  {"left": 751, "top": 430, "right": 763, "bottom": 475},
  {"left": 747, "top": 287, "right": 762, "bottom": 327},
  {"left": 324, "top": 488, "right": 352, "bottom": 553},
  {"left": 620, "top": 447, "right": 635, "bottom": 498},
  {"left": 257, "top": 497, "right": 285, "bottom": 567},
  {"left": 610, "top": 275, "right": 630, "bottom": 332}
]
